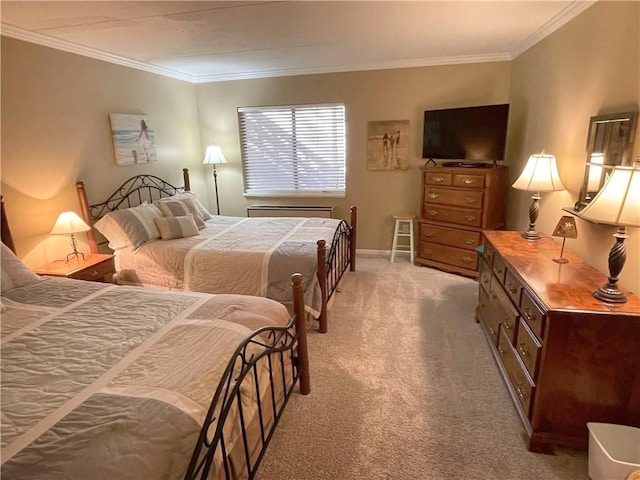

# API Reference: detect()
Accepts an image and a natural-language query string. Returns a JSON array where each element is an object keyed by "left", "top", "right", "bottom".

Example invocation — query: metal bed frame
[
  {"left": 0, "top": 196, "right": 311, "bottom": 480},
  {"left": 75, "top": 168, "right": 357, "bottom": 333}
]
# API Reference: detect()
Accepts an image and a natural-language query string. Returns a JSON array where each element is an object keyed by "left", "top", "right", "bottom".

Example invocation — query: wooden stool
[{"left": 390, "top": 213, "right": 415, "bottom": 263}]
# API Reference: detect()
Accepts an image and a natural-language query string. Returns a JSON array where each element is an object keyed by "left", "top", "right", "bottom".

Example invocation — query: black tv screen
[{"left": 422, "top": 104, "right": 509, "bottom": 161}]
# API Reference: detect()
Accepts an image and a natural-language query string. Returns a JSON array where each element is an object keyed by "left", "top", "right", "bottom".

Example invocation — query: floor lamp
[
  {"left": 579, "top": 166, "right": 640, "bottom": 303},
  {"left": 512, "top": 151, "right": 565, "bottom": 240},
  {"left": 203, "top": 144, "right": 227, "bottom": 215}
]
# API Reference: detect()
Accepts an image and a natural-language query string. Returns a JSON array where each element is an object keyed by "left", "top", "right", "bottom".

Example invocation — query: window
[{"left": 238, "top": 104, "right": 346, "bottom": 197}]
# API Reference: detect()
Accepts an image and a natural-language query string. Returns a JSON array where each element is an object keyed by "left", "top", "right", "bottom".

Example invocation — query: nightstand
[{"left": 33, "top": 253, "right": 115, "bottom": 283}]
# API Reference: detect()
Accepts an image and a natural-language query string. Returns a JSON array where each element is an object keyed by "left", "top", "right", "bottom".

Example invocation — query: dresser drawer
[
  {"left": 69, "top": 257, "right": 115, "bottom": 282},
  {"left": 478, "top": 258, "right": 492, "bottom": 294},
  {"left": 423, "top": 203, "right": 482, "bottom": 227},
  {"left": 424, "top": 186, "right": 484, "bottom": 209},
  {"left": 419, "top": 242, "right": 478, "bottom": 270},
  {"left": 520, "top": 290, "right": 546, "bottom": 340},
  {"left": 492, "top": 254, "right": 507, "bottom": 285},
  {"left": 504, "top": 269, "right": 523, "bottom": 306},
  {"left": 478, "top": 287, "right": 499, "bottom": 344},
  {"left": 515, "top": 319, "right": 542, "bottom": 380},
  {"left": 420, "top": 223, "right": 480, "bottom": 250},
  {"left": 453, "top": 174, "right": 485, "bottom": 189},
  {"left": 424, "top": 172, "right": 452, "bottom": 186},
  {"left": 498, "top": 327, "right": 535, "bottom": 417},
  {"left": 488, "top": 281, "right": 518, "bottom": 344},
  {"left": 483, "top": 241, "right": 495, "bottom": 268}
]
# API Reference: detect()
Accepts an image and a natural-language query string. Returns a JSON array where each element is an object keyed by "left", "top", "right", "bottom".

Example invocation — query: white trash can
[{"left": 587, "top": 422, "right": 640, "bottom": 480}]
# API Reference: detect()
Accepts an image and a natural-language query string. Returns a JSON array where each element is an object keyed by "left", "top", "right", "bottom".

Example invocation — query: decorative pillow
[
  {"left": 156, "top": 199, "right": 206, "bottom": 229},
  {"left": 158, "top": 192, "right": 212, "bottom": 220},
  {"left": 1, "top": 242, "right": 40, "bottom": 293},
  {"left": 93, "top": 202, "right": 163, "bottom": 250},
  {"left": 154, "top": 215, "right": 199, "bottom": 240}
]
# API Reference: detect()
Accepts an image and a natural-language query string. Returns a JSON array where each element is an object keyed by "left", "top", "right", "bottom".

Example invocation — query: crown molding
[{"left": 510, "top": 0, "right": 598, "bottom": 58}]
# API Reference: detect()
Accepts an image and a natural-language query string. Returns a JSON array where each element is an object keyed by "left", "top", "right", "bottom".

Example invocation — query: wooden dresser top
[{"left": 483, "top": 230, "right": 640, "bottom": 315}]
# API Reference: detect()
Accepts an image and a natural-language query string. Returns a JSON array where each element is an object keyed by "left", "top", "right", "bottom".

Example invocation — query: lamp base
[
  {"left": 593, "top": 284, "right": 627, "bottom": 304},
  {"left": 521, "top": 229, "right": 540, "bottom": 241}
]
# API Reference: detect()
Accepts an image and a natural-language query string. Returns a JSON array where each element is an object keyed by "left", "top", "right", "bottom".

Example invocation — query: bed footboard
[
  {"left": 185, "top": 274, "right": 309, "bottom": 480},
  {"left": 315, "top": 206, "right": 356, "bottom": 333}
]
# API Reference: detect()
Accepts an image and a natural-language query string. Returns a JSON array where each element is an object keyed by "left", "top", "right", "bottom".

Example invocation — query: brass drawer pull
[
  {"left": 428, "top": 210, "right": 438, "bottom": 217},
  {"left": 507, "top": 283, "right": 518, "bottom": 294},
  {"left": 464, "top": 238, "right": 475, "bottom": 245},
  {"left": 423, "top": 232, "right": 434, "bottom": 238},
  {"left": 465, "top": 215, "right": 477, "bottom": 222},
  {"left": 432, "top": 176, "right": 444, "bottom": 183},
  {"left": 462, "top": 256, "right": 473, "bottom": 264},
  {"left": 465, "top": 196, "right": 477, "bottom": 204},
  {"left": 428, "top": 193, "right": 439, "bottom": 199},
  {"left": 516, "top": 386, "right": 529, "bottom": 399},
  {"left": 524, "top": 307, "right": 537, "bottom": 322},
  {"left": 504, "top": 321, "right": 513, "bottom": 330},
  {"left": 90, "top": 269, "right": 100, "bottom": 276},
  {"left": 463, "top": 179, "right": 474, "bottom": 184},
  {"left": 517, "top": 343, "right": 529, "bottom": 357}
]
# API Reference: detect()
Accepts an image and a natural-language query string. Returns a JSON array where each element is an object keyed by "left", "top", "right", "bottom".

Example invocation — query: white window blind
[{"left": 238, "top": 104, "right": 346, "bottom": 197}]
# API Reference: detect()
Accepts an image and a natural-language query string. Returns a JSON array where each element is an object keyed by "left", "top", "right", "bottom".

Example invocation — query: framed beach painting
[
  {"left": 367, "top": 120, "right": 410, "bottom": 171},
  {"left": 109, "top": 114, "right": 157, "bottom": 165}
]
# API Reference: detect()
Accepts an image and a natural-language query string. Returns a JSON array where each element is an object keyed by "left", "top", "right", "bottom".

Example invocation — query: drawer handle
[
  {"left": 504, "top": 320, "right": 513, "bottom": 330},
  {"left": 465, "top": 215, "right": 477, "bottom": 222},
  {"left": 507, "top": 283, "right": 518, "bottom": 295},
  {"left": 490, "top": 292, "right": 497, "bottom": 300},
  {"left": 428, "top": 210, "right": 438, "bottom": 217},
  {"left": 489, "top": 326, "right": 496, "bottom": 335},
  {"left": 517, "top": 343, "right": 529, "bottom": 357},
  {"left": 496, "top": 266, "right": 504, "bottom": 274},
  {"left": 464, "top": 238, "right": 475, "bottom": 245},
  {"left": 423, "top": 232, "right": 434, "bottom": 238},
  {"left": 90, "top": 269, "right": 100, "bottom": 276},
  {"left": 482, "top": 277, "right": 489, "bottom": 285},
  {"left": 428, "top": 193, "right": 439, "bottom": 199},
  {"left": 516, "top": 386, "right": 529, "bottom": 399},
  {"left": 524, "top": 307, "right": 537, "bottom": 322},
  {"left": 465, "top": 196, "right": 477, "bottom": 204},
  {"left": 497, "top": 346, "right": 506, "bottom": 355},
  {"left": 463, "top": 179, "right": 474, "bottom": 185},
  {"left": 432, "top": 176, "right": 444, "bottom": 183},
  {"left": 462, "top": 256, "right": 473, "bottom": 264}
]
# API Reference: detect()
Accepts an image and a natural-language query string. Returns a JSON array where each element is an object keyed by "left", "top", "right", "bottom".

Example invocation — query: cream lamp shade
[
  {"left": 202, "top": 144, "right": 227, "bottom": 165},
  {"left": 512, "top": 151, "right": 564, "bottom": 240},
  {"left": 512, "top": 151, "right": 565, "bottom": 192},
  {"left": 579, "top": 166, "right": 640, "bottom": 304},
  {"left": 50, "top": 211, "right": 91, "bottom": 235}
]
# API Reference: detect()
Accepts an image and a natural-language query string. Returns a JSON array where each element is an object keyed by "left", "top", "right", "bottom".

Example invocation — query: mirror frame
[{"left": 574, "top": 111, "right": 638, "bottom": 211}]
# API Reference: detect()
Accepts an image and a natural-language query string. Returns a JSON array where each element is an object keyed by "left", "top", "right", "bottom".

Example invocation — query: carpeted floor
[{"left": 256, "top": 255, "right": 589, "bottom": 480}]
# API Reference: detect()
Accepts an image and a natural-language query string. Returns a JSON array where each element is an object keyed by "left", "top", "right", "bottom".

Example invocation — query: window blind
[{"left": 238, "top": 104, "right": 346, "bottom": 197}]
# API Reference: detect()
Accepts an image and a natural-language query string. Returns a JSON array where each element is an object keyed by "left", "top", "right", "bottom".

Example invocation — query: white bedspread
[
  {"left": 116, "top": 215, "right": 341, "bottom": 317},
  {"left": 1, "top": 276, "right": 291, "bottom": 479}
]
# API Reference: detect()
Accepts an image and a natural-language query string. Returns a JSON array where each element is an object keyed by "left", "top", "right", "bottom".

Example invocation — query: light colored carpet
[{"left": 256, "top": 255, "right": 589, "bottom": 480}]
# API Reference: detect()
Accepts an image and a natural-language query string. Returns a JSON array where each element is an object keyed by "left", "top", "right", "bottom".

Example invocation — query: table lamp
[
  {"left": 579, "top": 166, "right": 640, "bottom": 303},
  {"left": 203, "top": 144, "right": 227, "bottom": 215},
  {"left": 51, "top": 211, "right": 91, "bottom": 262},
  {"left": 512, "top": 150, "right": 565, "bottom": 240}
]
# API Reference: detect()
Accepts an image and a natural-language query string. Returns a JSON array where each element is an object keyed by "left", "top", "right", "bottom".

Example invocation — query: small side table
[{"left": 33, "top": 253, "right": 115, "bottom": 283}]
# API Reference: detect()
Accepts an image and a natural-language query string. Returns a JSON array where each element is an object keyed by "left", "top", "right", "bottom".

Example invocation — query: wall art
[
  {"left": 367, "top": 120, "right": 410, "bottom": 171},
  {"left": 109, "top": 113, "right": 157, "bottom": 165}
]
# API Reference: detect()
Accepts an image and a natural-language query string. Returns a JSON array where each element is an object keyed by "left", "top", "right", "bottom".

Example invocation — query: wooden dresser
[
  {"left": 416, "top": 165, "right": 507, "bottom": 278},
  {"left": 477, "top": 230, "right": 640, "bottom": 452}
]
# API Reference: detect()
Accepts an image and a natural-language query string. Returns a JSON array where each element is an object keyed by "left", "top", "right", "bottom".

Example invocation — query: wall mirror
[{"left": 574, "top": 111, "right": 638, "bottom": 211}]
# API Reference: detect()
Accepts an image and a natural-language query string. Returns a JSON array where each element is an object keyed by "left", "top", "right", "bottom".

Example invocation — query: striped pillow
[
  {"left": 154, "top": 215, "right": 199, "bottom": 240},
  {"left": 93, "top": 202, "right": 163, "bottom": 250},
  {"left": 156, "top": 199, "right": 206, "bottom": 228}
]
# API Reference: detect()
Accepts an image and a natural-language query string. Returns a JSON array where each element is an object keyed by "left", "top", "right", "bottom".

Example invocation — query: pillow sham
[
  {"left": 157, "top": 192, "right": 212, "bottom": 220},
  {"left": 1, "top": 242, "right": 40, "bottom": 293},
  {"left": 156, "top": 199, "right": 206, "bottom": 229},
  {"left": 154, "top": 215, "right": 199, "bottom": 240},
  {"left": 93, "top": 202, "right": 163, "bottom": 250}
]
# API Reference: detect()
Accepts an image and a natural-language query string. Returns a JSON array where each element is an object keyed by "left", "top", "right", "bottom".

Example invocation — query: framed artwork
[
  {"left": 109, "top": 114, "right": 157, "bottom": 165},
  {"left": 367, "top": 120, "right": 410, "bottom": 171}
]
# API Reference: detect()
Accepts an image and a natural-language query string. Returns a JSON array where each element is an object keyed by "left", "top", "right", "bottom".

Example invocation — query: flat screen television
[{"left": 422, "top": 104, "right": 509, "bottom": 164}]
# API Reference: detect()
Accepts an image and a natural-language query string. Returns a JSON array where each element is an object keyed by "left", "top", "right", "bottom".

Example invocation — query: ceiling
[{"left": 0, "top": 1, "right": 595, "bottom": 83}]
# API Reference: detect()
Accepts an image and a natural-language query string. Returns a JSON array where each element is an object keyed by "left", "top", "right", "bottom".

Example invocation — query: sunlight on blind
[{"left": 238, "top": 104, "right": 346, "bottom": 197}]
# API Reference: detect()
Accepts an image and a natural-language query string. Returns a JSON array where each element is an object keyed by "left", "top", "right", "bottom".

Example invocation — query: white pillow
[
  {"left": 154, "top": 215, "right": 199, "bottom": 240},
  {"left": 158, "top": 192, "right": 212, "bottom": 220},
  {"left": 1, "top": 242, "right": 40, "bottom": 293},
  {"left": 93, "top": 202, "right": 163, "bottom": 250}
]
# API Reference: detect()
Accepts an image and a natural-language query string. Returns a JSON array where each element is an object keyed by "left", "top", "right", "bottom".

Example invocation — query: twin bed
[
  {"left": 76, "top": 168, "right": 357, "bottom": 333},
  {"left": 1, "top": 193, "right": 313, "bottom": 479}
]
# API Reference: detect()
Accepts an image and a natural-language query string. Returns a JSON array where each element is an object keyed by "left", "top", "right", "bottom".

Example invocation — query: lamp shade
[
  {"left": 202, "top": 145, "right": 227, "bottom": 165},
  {"left": 512, "top": 152, "right": 565, "bottom": 192},
  {"left": 50, "top": 211, "right": 90, "bottom": 235},
  {"left": 579, "top": 166, "right": 640, "bottom": 227}
]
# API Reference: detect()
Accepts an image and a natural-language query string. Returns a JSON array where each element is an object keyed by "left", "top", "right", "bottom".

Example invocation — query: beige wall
[
  {"left": 1, "top": 37, "right": 205, "bottom": 267},
  {"left": 507, "top": 0, "right": 640, "bottom": 293},
  {"left": 195, "top": 63, "right": 511, "bottom": 251}
]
